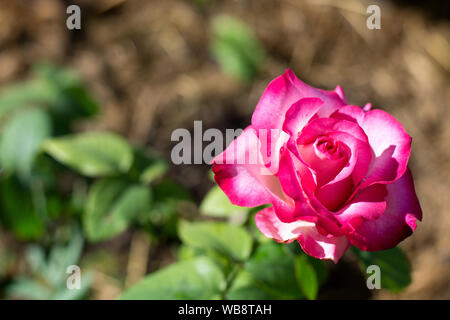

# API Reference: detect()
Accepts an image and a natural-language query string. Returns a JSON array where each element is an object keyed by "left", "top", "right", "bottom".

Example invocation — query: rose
[{"left": 212, "top": 69, "right": 422, "bottom": 263}]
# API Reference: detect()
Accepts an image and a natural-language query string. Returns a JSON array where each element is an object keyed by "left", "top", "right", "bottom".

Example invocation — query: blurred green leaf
[
  {"left": 0, "top": 108, "right": 52, "bottom": 178},
  {"left": 352, "top": 247, "right": 411, "bottom": 292},
  {"left": 0, "top": 177, "right": 45, "bottom": 240},
  {"left": 25, "top": 245, "right": 46, "bottom": 274},
  {"left": 129, "top": 148, "right": 168, "bottom": 184},
  {"left": 226, "top": 269, "right": 280, "bottom": 300},
  {"left": 120, "top": 257, "right": 226, "bottom": 300},
  {"left": 200, "top": 185, "right": 249, "bottom": 221},
  {"left": 43, "top": 132, "right": 134, "bottom": 177},
  {"left": 152, "top": 179, "right": 193, "bottom": 202},
  {"left": 0, "top": 82, "right": 48, "bottom": 121},
  {"left": 35, "top": 63, "right": 98, "bottom": 118},
  {"left": 0, "top": 63, "right": 98, "bottom": 128},
  {"left": 44, "top": 228, "right": 84, "bottom": 287},
  {"left": 177, "top": 244, "right": 233, "bottom": 274},
  {"left": 84, "top": 179, "right": 151, "bottom": 242},
  {"left": 306, "top": 254, "right": 329, "bottom": 286},
  {"left": 244, "top": 242, "right": 303, "bottom": 299},
  {"left": 139, "top": 159, "right": 168, "bottom": 184},
  {"left": 138, "top": 179, "right": 194, "bottom": 238},
  {"left": 179, "top": 220, "right": 253, "bottom": 261},
  {"left": 211, "top": 15, "right": 265, "bottom": 82},
  {"left": 6, "top": 228, "right": 91, "bottom": 300},
  {"left": 5, "top": 277, "right": 52, "bottom": 300},
  {"left": 294, "top": 255, "right": 318, "bottom": 300}
]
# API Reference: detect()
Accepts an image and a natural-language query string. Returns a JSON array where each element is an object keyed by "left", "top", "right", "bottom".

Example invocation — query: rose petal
[
  {"left": 282, "top": 97, "right": 324, "bottom": 138},
  {"left": 255, "top": 206, "right": 349, "bottom": 263},
  {"left": 359, "top": 109, "right": 412, "bottom": 186},
  {"left": 212, "top": 126, "right": 293, "bottom": 210},
  {"left": 255, "top": 206, "right": 315, "bottom": 243},
  {"left": 335, "top": 183, "right": 388, "bottom": 227},
  {"left": 251, "top": 69, "right": 346, "bottom": 131},
  {"left": 347, "top": 168, "right": 422, "bottom": 251},
  {"left": 297, "top": 229, "right": 350, "bottom": 263}
]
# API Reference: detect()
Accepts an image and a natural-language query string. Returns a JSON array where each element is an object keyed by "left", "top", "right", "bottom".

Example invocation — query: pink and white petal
[
  {"left": 297, "top": 229, "right": 350, "bottom": 263},
  {"left": 333, "top": 86, "right": 348, "bottom": 104},
  {"left": 282, "top": 97, "right": 324, "bottom": 138},
  {"left": 335, "top": 184, "right": 387, "bottom": 227},
  {"left": 297, "top": 118, "right": 369, "bottom": 146},
  {"left": 277, "top": 149, "right": 347, "bottom": 237},
  {"left": 254, "top": 206, "right": 349, "bottom": 263},
  {"left": 256, "top": 128, "right": 290, "bottom": 175},
  {"left": 359, "top": 109, "right": 412, "bottom": 186},
  {"left": 331, "top": 105, "right": 365, "bottom": 124},
  {"left": 315, "top": 176, "right": 354, "bottom": 211},
  {"left": 347, "top": 168, "right": 422, "bottom": 251},
  {"left": 255, "top": 206, "right": 316, "bottom": 243},
  {"left": 275, "top": 148, "right": 323, "bottom": 223},
  {"left": 251, "top": 69, "right": 346, "bottom": 131},
  {"left": 212, "top": 126, "right": 292, "bottom": 209},
  {"left": 316, "top": 131, "right": 372, "bottom": 200}
]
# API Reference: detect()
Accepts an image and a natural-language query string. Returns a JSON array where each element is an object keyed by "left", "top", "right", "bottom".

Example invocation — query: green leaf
[
  {"left": 43, "top": 132, "right": 134, "bottom": 177},
  {"left": 0, "top": 63, "right": 98, "bottom": 126},
  {"left": 179, "top": 220, "right": 253, "bottom": 261},
  {"left": 120, "top": 257, "right": 226, "bottom": 300},
  {"left": 139, "top": 159, "right": 168, "bottom": 184},
  {"left": 152, "top": 179, "right": 193, "bottom": 202},
  {"left": 200, "top": 185, "right": 249, "bottom": 220},
  {"left": 5, "top": 278, "right": 52, "bottom": 300},
  {"left": 295, "top": 255, "right": 318, "bottom": 300},
  {"left": 0, "top": 82, "right": 48, "bottom": 121},
  {"left": 138, "top": 180, "right": 193, "bottom": 238},
  {"left": 83, "top": 179, "right": 151, "bottom": 241},
  {"left": 211, "top": 15, "right": 265, "bottom": 82},
  {"left": 0, "top": 108, "right": 52, "bottom": 177},
  {"left": 352, "top": 247, "right": 411, "bottom": 292},
  {"left": 44, "top": 228, "right": 84, "bottom": 287},
  {"left": 0, "top": 177, "right": 45, "bottom": 240},
  {"left": 244, "top": 242, "right": 303, "bottom": 299},
  {"left": 226, "top": 270, "right": 281, "bottom": 300},
  {"left": 129, "top": 148, "right": 168, "bottom": 184},
  {"left": 35, "top": 63, "right": 98, "bottom": 118}
]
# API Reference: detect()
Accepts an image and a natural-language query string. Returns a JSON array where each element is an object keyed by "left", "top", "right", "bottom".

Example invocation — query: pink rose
[{"left": 212, "top": 69, "right": 422, "bottom": 263}]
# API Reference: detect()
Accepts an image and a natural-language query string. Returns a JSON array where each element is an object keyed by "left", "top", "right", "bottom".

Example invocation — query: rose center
[{"left": 314, "top": 136, "right": 342, "bottom": 160}]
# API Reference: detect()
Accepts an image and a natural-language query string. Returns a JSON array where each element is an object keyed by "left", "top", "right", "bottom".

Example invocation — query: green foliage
[
  {"left": 0, "top": 108, "right": 52, "bottom": 179},
  {"left": 243, "top": 242, "right": 304, "bottom": 299},
  {"left": 353, "top": 247, "right": 412, "bottom": 292},
  {"left": 130, "top": 147, "right": 168, "bottom": 184},
  {"left": 83, "top": 179, "right": 151, "bottom": 242},
  {"left": 140, "top": 179, "right": 193, "bottom": 238},
  {"left": 0, "top": 63, "right": 98, "bottom": 131},
  {"left": 211, "top": 15, "right": 265, "bottom": 82},
  {"left": 179, "top": 220, "right": 253, "bottom": 262},
  {"left": 0, "top": 177, "right": 45, "bottom": 240},
  {"left": 120, "top": 257, "right": 226, "bottom": 300},
  {"left": 5, "top": 227, "right": 92, "bottom": 300},
  {"left": 43, "top": 132, "right": 134, "bottom": 177},
  {"left": 200, "top": 185, "right": 249, "bottom": 223},
  {"left": 295, "top": 255, "right": 318, "bottom": 300}
]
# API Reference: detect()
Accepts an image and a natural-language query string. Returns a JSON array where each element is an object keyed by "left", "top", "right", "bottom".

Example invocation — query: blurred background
[{"left": 0, "top": 0, "right": 448, "bottom": 299}]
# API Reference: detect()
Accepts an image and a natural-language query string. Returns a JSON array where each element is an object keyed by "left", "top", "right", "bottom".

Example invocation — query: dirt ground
[{"left": 0, "top": 0, "right": 448, "bottom": 299}]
